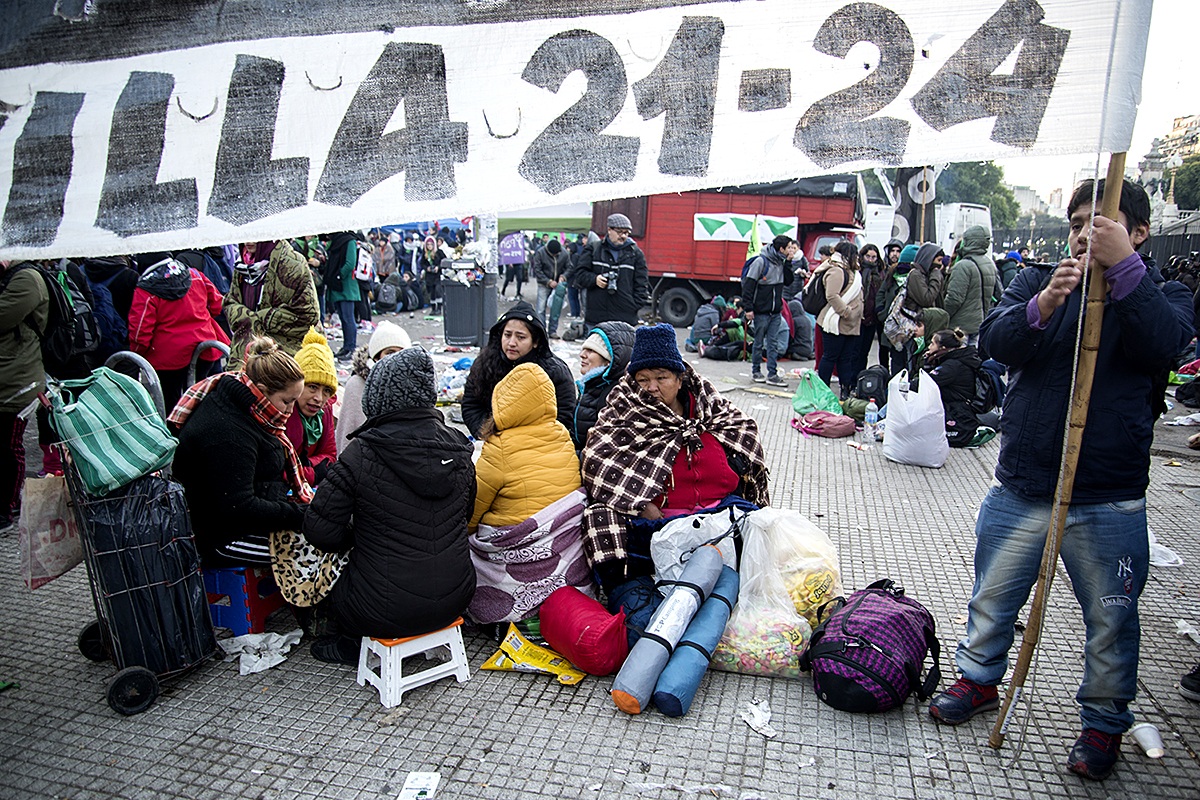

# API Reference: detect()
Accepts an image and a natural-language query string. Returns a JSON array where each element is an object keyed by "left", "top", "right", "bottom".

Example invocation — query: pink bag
[{"left": 792, "top": 410, "right": 857, "bottom": 439}]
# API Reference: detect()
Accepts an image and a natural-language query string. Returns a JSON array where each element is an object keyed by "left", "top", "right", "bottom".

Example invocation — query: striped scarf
[{"left": 169, "top": 372, "right": 314, "bottom": 503}]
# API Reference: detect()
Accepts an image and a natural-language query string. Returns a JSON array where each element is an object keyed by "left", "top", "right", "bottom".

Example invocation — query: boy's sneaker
[
  {"left": 752, "top": 374, "right": 767, "bottom": 383},
  {"left": 928, "top": 678, "right": 999, "bottom": 725},
  {"left": 1181, "top": 663, "right": 1200, "bottom": 701},
  {"left": 1067, "top": 729, "right": 1121, "bottom": 781},
  {"left": 766, "top": 375, "right": 788, "bottom": 387}
]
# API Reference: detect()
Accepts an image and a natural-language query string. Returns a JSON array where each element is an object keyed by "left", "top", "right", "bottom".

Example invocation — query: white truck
[{"left": 935, "top": 203, "right": 993, "bottom": 256}]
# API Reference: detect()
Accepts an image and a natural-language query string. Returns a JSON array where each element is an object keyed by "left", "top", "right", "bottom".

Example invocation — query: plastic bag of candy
[
  {"left": 710, "top": 508, "right": 820, "bottom": 679},
  {"left": 742, "top": 507, "right": 841, "bottom": 629}
]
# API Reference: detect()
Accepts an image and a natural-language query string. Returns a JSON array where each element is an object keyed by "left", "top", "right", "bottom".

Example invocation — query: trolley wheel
[
  {"left": 77, "top": 620, "right": 109, "bottom": 662},
  {"left": 106, "top": 667, "right": 159, "bottom": 716}
]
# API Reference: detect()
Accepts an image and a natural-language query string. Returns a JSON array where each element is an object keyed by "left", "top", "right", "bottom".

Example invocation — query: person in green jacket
[
  {"left": 0, "top": 262, "right": 49, "bottom": 531},
  {"left": 225, "top": 240, "right": 321, "bottom": 371},
  {"left": 322, "top": 232, "right": 361, "bottom": 360},
  {"left": 941, "top": 225, "right": 998, "bottom": 345}
]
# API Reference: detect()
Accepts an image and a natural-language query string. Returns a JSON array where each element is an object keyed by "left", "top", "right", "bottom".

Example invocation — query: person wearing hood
[
  {"left": 225, "top": 239, "right": 320, "bottom": 371},
  {"left": 742, "top": 234, "right": 797, "bottom": 387},
  {"left": 321, "top": 231, "right": 361, "bottom": 360},
  {"left": 532, "top": 238, "right": 570, "bottom": 336},
  {"left": 875, "top": 239, "right": 911, "bottom": 372},
  {"left": 906, "top": 242, "right": 946, "bottom": 311},
  {"left": 82, "top": 256, "right": 139, "bottom": 322},
  {"left": 902, "top": 306, "right": 949, "bottom": 384},
  {"left": 575, "top": 214, "right": 650, "bottom": 327},
  {"left": 815, "top": 241, "right": 863, "bottom": 398},
  {"left": 571, "top": 322, "right": 636, "bottom": 449},
  {"left": 996, "top": 249, "right": 1024, "bottom": 290},
  {"left": 334, "top": 321, "right": 411, "bottom": 455},
  {"left": 301, "top": 347, "right": 476, "bottom": 664},
  {"left": 942, "top": 226, "right": 998, "bottom": 345},
  {"left": 128, "top": 253, "right": 231, "bottom": 409},
  {"left": 684, "top": 296, "right": 726, "bottom": 351},
  {"left": 923, "top": 328, "right": 985, "bottom": 447},
  {"left": 460, "top": 300, "right": 576, "bottom": 439}
]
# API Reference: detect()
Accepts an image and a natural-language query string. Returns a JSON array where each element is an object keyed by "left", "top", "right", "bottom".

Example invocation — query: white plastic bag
[
  {"left": 741, "top": 507, "right": 841, "bottom": 628},
  {"left": 651, "top": 509, "right": 739, "bottom": 592},
  {"left": 882, "top": 369, "right": 949, "bottom": 468}
]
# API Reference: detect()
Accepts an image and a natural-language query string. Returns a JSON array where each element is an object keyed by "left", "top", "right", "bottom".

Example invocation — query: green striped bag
[{"left": 50, "top": 367, "right": 177, "bottom": 496}]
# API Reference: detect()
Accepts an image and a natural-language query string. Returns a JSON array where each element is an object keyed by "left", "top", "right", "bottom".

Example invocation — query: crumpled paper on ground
[
  {"left": 1175, "top": 620, "right": 1200, "bottom": 646},
  {"left": 739, "top": 699, "right": 778, "bottom": 738},
  {"left": 218, "top": 629, "right": 304, "bottom": 675}
]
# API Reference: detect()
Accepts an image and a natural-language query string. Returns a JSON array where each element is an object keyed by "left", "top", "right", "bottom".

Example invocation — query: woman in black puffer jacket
[
  {"left": 570, "top": 321, "right": 635, "bottom": 449},
  {"left": 460, "top": 300, "right": 576, "bottom": 439},
  {"left": 925, "top": 329, "right": 983, "bottom": 448},
  {"left": 302, "top": 347, "right": 477, "bottom": 664}
]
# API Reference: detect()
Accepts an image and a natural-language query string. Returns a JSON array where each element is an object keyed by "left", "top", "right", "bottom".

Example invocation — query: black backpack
[
  {"left": 801, "top": 266, "right": 847, "bottom": 315},
  {"left": 2, "top": 261, "right": 96, "bottom": 376},
  {"left": 968, "top": 361, "right": 1004, "bottom": 415},
  {"left": 853, "top": 365, "right": 890, "bottom": 402}
]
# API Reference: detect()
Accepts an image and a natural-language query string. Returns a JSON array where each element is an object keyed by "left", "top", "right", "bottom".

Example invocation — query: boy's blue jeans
[{"left": 956, "top": 483, "right": 1148, "bottom": 734}]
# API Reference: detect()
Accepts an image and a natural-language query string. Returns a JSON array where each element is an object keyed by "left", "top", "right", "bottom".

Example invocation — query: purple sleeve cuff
[
  {"left": 1026, "top": 296, "right": 1049, "bottom": 330},
  {"left": 1105, "top": 252, "right": 1145, "bottom": 301}
]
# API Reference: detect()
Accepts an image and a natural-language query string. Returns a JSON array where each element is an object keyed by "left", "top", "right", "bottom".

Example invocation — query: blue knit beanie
[
  {"left": 627, "top": 324, "right": 685, "bottom": 375},
  {"left": 899, "top": 244, "right": 920, "bottom": 264}
]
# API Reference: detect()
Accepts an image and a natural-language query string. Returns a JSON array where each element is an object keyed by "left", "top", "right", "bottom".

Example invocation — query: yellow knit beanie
[{"left": 294, "top": 327, "right": 338, "bottom": 392}]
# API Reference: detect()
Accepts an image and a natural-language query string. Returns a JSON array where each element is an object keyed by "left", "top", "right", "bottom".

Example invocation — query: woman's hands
[{"left": 639, "top": 502, "right": 663, "bottom": 521}]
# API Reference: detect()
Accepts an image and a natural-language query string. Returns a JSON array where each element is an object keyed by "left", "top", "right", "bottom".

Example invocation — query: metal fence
[
  {"left": 991, "top": 225, "right": 1070, "bottom": 261},
  {"left": 1147, "top": 233, "right": 1200, "bottom": 266}
]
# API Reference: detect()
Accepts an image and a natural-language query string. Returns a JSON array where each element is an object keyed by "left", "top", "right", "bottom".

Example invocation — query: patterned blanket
[{"left": 468, "top": 489, "right": 594, "bottom": 624}]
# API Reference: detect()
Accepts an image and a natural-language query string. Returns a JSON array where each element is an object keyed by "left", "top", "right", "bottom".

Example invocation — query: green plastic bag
[{"left": 792, "top": 369, "right": 842, "bottom": 416}]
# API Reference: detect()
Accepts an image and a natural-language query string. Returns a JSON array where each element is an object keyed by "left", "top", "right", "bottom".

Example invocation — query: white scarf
[{"left": 821, "top": 269, "right": 862, "bottom": 335}]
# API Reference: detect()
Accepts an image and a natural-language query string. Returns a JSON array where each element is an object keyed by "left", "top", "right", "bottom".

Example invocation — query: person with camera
[{"left": 575, "top": 213, "right": 650, "bottom": 328}]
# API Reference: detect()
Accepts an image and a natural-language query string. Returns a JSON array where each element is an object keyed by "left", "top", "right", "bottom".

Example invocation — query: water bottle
[{"left": 863, "top": 398, "right": 879, "bottom": 443}]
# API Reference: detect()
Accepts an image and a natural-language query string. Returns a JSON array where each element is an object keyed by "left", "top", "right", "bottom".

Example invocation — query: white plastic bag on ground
[{"left": 882, "top": 369, "right": 949, "bottom": 468}]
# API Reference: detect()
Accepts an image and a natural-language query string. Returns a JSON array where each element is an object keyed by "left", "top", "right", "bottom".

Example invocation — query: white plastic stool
[{"left": 356, "top": 617, "right": 470, "bottom": 707}]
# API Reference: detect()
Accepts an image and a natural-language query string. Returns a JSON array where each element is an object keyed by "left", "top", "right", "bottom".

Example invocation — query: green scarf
[{"left": 301, "top": 410, "right": 323, "bottom": 448}]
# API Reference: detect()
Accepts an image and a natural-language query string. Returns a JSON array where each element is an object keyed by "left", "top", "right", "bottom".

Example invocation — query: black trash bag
[
  {"left": 1177, "top": 380, "right": 1200, "bottom": 409},
  {"left": 85, "top": 474, "right": 216, "bottom": 675}
]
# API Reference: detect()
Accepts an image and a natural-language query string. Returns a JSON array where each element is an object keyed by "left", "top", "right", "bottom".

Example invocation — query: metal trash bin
[{"left": 442, "top": 272, "right": 498, "bottom": 346}]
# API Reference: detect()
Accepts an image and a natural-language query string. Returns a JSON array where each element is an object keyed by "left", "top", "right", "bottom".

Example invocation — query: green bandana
[{"left": 301, "top": 410, "right": 324, "bottom": 448}]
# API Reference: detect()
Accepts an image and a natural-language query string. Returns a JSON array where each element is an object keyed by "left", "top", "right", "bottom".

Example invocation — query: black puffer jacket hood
[
  {"left": 489, "top": 300, "right": 550, "bottom": 357},
  {"left": 304, "top": 406, "right": 477, "bottom": 639},
  {"left": 571, "top": 321, "right": 636, "bottom": 448},
  {"left": 135, "top": 256, "right": 191, "bottom": 301}
]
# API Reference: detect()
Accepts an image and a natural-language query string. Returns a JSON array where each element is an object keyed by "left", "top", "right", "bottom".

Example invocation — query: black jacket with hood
[
  {"left": 570, "top": 321, "right": 636, "bottom": 449},
  {"left": 926, "top": 344, "right": 983, "bottom": 447},
  {"left": 461, "top": 300, "right": 577, "bottom": 438},
  {"left": 575, "top": 236, "right": 650, "bottom": 326},
  {"left": 83, "top": 256, "right": 139, "bottom": 320},
  {"left": 303, "top": 407, "right": 477, "bottom": 638}
]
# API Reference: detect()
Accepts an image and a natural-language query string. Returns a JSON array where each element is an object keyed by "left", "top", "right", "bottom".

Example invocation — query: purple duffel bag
[{"left": 800, "top": 579, "right": 941, "bottom": 712}]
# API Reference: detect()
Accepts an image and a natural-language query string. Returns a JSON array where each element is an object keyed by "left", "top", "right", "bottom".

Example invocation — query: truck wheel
[{"left": 659, "top": 287, "right": 699, "bottom": 328}]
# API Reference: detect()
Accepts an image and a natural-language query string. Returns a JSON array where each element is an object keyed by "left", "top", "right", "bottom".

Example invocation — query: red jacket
[
  {"left": 129, "top": 265, "right": 229, "bottom": 370},
  {"left": 284, "top": 403, "right": 337, "bottom": 485}
]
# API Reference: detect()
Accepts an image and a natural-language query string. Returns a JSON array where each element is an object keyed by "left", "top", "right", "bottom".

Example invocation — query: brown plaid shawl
[{"left": 580, "top": 364, "right": 769, "bottom": 573}]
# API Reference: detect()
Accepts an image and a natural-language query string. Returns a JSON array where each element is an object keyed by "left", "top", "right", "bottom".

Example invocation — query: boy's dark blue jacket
[{"left": 979, "top": 256, "right": 1193, "bottom": 502}]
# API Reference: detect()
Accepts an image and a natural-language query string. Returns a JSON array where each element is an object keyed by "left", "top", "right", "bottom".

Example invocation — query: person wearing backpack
[
  {"left": 941, "top": 226, "right": 998, "bottom": 347},
  {"left": 741, "top": 234, "right": 797, "bottom": 387},
  {"left": 129, "top": 254, "right": 231, "bottom": 410},
  {"left": 815, "top": 241, "right": 863, "bottom": 399},
  {"left": 83, "top": 256, "right": 138, "bottom": 361},
  {"left": 928, "top": 179, "right": 1194, "bottom": 781},
  {"left": 0, "top": 261, "right": 49, "bottom": 533}
]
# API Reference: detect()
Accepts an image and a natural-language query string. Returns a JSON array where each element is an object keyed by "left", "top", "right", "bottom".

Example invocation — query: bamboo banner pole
[{"left": 988, "top": 152, "right": 1127, "bottom": 750}]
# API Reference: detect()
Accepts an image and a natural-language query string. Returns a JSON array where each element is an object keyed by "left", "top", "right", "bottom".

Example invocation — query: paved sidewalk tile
[{"left": 3, "top": 345, "right": 1199, "bottom": 799}]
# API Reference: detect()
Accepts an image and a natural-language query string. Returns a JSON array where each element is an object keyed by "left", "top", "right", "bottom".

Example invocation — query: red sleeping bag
[{"left": 540, "top": 587, "right": 630, "bottom": 675}]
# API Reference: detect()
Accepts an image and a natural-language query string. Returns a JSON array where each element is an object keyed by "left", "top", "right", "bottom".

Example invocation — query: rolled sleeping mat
[
  {"left": 652, "top": 565, "right": 740, "bottom": 717},
  {"left": 611, "top": 544, "right": 723, "bottom": 714}
]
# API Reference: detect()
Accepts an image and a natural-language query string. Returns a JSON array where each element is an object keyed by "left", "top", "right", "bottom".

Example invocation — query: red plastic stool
[{"left": 203, "top": 567, "right": 286, "bottom": 635}]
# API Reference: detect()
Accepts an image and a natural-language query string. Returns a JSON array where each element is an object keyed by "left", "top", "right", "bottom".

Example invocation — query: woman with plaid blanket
[{"left": 581, "top": 324, "right": 770, "bottom": 593}]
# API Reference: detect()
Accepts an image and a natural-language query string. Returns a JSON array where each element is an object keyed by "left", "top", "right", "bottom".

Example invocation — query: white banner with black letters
[{"left": 0, "top": 0, "right": 1152, "bottom": 258}]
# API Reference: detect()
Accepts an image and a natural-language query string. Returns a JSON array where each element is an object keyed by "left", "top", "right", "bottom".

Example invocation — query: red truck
[{"left": 592, "top": 174, "right": 865, "bottom": 327}]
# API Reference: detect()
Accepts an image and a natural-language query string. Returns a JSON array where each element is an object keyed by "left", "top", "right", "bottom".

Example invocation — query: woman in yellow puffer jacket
[{"left": 470, "top": 363, "right": 581, "bottom": 530}]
